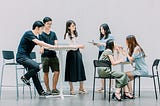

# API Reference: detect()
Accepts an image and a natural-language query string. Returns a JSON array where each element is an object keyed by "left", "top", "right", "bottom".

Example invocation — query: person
[
  {"left": 64, "top": 20, "right": 87, "bottom": 95},
  {"left": 16, "top": 21, "right": 55, "bottom": 97},
  {"left": 39, "top": 17, "right": 60, "bottom": 95},
  {"left": 92, "top": 23, "right": 115, "bottom": 92},
  {"left": 98, "top": 39, "right": 133, "bottom": 101},
  {"left": 122, "top": 35, "right": 149, "bottom": 95}
]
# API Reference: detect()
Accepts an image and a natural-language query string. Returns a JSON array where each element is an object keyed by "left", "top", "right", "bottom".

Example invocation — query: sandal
[
  {"left": 123, "top": 92, "right": 134, "bottom": 99},
  {"left": 112, "top": 92, "right": 122, "bottom": 101},
  {"left": 70, "top": 90, "right": 76, "bottom": 95}
]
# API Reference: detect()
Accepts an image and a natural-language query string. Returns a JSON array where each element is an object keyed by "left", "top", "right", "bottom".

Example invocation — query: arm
[
  {"left": 122, "top": 47, "right": 140, "bottom": 63},
  {"left": 108, "top": 54, "right": 123, "bottom": 66},
  {"left": 32, "top": 39, "right": 54, "bottom": 48},
  {"left": 54, "top": 40, "right": 58, "bottom": 45}
]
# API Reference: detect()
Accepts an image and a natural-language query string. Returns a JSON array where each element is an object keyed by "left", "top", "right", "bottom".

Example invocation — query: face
[
  {"left": 126, "top": 40, "right": 128, "bottom": 47},
  {"left": 69, "top": 23, "right": 76, "bottom": 32},
  {"left": 44, "top": 21, "right": 52, "bottom": 29},
  {"left": 100, "top": 27, "right": 105, "bottom": 35},
  {"left": 37, "top": 27, "right": 44, "bottom": 34}
]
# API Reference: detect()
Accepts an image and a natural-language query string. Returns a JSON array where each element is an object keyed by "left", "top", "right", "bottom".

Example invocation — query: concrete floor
[{"left": 0, "top": 89, "right": 159, "bottom": 106}]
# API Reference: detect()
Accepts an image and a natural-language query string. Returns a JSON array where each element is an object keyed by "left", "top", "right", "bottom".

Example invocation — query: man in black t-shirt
[
  {"left": 39, "top": 17, "right": 60, "bottom": 95},
  {"left": 16, "top": 21, "right": 55, "bottom": 97}
]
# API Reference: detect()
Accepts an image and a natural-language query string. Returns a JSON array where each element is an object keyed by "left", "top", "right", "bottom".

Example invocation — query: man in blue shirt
[{"left": 16, "top": 21, "right": 55, "bottom": 97}]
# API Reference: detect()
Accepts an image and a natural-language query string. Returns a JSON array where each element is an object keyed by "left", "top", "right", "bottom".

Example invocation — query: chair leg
[
  {"left": 104, "top": 79, "right": 106, "bottom": 100},
  {"left": 156, "top": 72, "right": 160, "bottom": 94},
  {"left": 153, "top": 76, "right": 158, "bottom": 100},
  {"left": 0, "top": 65, "right": 5, "bottom": 98},
  {"left": 92, "top": 77, "right": 96, "bottom": 100},
  {"left": 34, "top": 86, "right": 36, "bottom": 96},
  {"left": 29, "top": 86, "right": 32, "bottom": 99},
  {"left": 22, "top": 69, "right": 25, "bottom": 95},
  {"left": 139, "top": 77, "right": 140, "bottom": 97},
  {"left": 15, "top": 66, "right": 19, "bottom": 100},
  {"left": 133, "top": 77, "right": 136, "bottom": 97},
  {"left": 108, "top": 78, "right": 111, "bottom": 102}
]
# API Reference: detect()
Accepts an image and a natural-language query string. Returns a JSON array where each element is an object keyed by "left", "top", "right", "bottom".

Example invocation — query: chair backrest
[
  {"left": 2, "top": 50, "right": 14, "bottom": 60},
  {"left": 152, "top": 59, "right": 160, "bottom": 73},
  {"left": 152, "top": 59, "right": 160, "bottom": 69},
  {"left": 93, "top": 60, "right": 111, "bottom": 69},
  {"left": 30, "top": 52, "right": 36, "bottom": 60}
]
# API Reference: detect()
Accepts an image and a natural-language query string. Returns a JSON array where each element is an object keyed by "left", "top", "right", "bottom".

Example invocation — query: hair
[
  {"left": 99, "top": 23, "right": 111, "bottom": 40},
  {"left": 105, "top": 39, "right": 114, "bottom": 52},
  {"left": 32, "top": 21, "right": 44, "bottom": 30},
  {"left": 126, "top": 35, "right": 145, "bottom": 57},
  {"left": 64, "top": 20, "right": 78, "bottom": 40},
  {"left": 43, "top": 17, "right": 52, "bottom": 23}
]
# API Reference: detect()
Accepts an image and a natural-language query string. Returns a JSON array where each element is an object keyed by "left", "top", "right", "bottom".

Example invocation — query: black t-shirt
[
  {"left": 16, "top": 31, "right": 37, "bottom": 59},
  {"left": 39, "top": 31, "right": 57, "bottom": 58}
]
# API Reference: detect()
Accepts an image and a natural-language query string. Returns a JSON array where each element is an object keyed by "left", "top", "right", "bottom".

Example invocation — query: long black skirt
[{"left": 65, "top": 49, "right": 86, "bottom": 82}]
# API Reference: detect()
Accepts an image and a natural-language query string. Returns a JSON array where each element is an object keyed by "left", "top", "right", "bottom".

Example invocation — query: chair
[
  {"left": 0, "top": 50, "right": 32, "bottom": 100},
  {"left": 92, "top": 60, "right": 114, "bottom": 102},
  {"left": 133, "top": 59, "right": 160, "bottom": 100}
]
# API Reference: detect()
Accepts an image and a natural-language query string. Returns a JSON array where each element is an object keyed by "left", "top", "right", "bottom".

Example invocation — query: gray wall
[{"left": 0, "top": 0, "right": 160, "bottom": 90}]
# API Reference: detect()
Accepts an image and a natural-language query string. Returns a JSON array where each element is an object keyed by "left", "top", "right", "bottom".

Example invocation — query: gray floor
[{"left": 0, "top": 90, "right": 160, "bottom": 106}]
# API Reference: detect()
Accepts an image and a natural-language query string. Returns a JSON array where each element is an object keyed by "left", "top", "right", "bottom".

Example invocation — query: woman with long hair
[
  {"left": 123, "top": 35, "right": 148, "bottom": 95},
  {"left": 98, "top": 39, "right": 132, "bottom": 101},
  {"left": 64, "top": 20, "right": 87, "bottom": 95}
]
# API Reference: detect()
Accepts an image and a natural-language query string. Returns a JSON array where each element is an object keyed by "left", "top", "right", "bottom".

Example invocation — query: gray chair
[
  {"left": 92, "top": 60, "right": 114, "bottom": 102},
  {"left": 0, "top": 50, "right": 32, "bottom": 100},
  {"left": 133, "top": 59, "right": 160, "bottom": 100}
]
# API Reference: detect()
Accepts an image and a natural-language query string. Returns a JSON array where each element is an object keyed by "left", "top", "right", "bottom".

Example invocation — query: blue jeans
[{"left": 16, "top": 57, "right": 43, "bottom": 95}]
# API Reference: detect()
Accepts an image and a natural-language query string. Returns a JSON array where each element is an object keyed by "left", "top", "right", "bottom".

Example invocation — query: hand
[
  {"left": 39, "top": 47, "right": 44, "bottom": 54},
  {"left": 121, "top": 49, "right": 127, "bottom": 56}
]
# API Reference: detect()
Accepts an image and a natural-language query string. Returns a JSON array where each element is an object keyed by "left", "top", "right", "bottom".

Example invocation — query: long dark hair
[
  {"left": 99, "top": 23, "right": 111, "bottom": 40},
  {"left": 126, "top": 35, "right": 145, "bottom": 57},
  {"left": 105, "top": 39, "right": 114, "bottom": 52},
  {"left": 64, "top": 20, "right": 78, "bottom": 40}
]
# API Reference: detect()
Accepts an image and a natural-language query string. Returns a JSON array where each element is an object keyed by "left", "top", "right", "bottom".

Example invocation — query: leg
[
  {"left": 79, "top": 81, "right": 84, "bottom": 90},
  {"left": 20, "top": 58, "right": 40, "bottom": 80},
  {"left": 32, "top": 73, "right": 44, "bottom": 95},
  {"left": 52, "top": 71, "right": 60, "bottom": 90},
  {"left": 69, "top": 82, "right": 75, "bottom": 95},
  {"left": 123, "top": 85, "right": 134, "bottom": 99},
  {"left": 112, "top": 88, "right": 122, "bottom": 101},
  {"left": 127, "top": 81, "right": 133, "bottom": 94},
  {"left": 44, "top": 72, "right": 50, "bottom": 91},
  {"left": 96, "top": 79, "right": 104, "bottom": 92},
  {"left": 79, "top": 81, "right": 87, "bottom": 94},
  {"left": 126, "top": 71, "right": 134, "bottom": 93},
  {"left": 101, "top": 79, "right": 104, "bottom": 89},
  {"left": 50, "top": 57, "right": 60, "bottom": 94}
]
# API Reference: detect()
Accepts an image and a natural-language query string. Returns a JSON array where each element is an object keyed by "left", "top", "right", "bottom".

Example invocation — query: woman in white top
[{"left": 64, "top": 20, "right": 87, "bottom": 95}]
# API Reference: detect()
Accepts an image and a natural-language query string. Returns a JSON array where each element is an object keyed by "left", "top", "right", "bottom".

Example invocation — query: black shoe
[
  {"left": 52, "top": 89, "right": 60, "bottom": 95},
  {"left": 39, "top": 91, "right": 49, "bottom": 97},
  {"left": 112, "top": 93, "right": 122, "bottom": 101},
  {"left": 123, "top": 92, "right": 134, "bottom": 99},
  {"left": 21, "top": 76, "right": 31, "bottom": 86}
]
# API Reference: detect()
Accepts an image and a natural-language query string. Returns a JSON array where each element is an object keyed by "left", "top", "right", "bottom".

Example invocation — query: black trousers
[{"left": 16, "top": 57, "right": 43, "bottom": 95}]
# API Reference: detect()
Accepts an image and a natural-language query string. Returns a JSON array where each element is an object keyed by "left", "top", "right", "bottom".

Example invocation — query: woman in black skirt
[{"left": 64, "top": 20, "right": 87, "bottom": 95}]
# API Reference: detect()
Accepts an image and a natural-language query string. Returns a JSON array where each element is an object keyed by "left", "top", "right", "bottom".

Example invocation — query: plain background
[{"left": 0, "top": 0, "right": 160, "bottom": 91}]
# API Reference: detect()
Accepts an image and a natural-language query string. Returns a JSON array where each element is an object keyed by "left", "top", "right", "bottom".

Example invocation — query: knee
[{"left": 54, "top": 71, "right": 60, "bottom": 76}]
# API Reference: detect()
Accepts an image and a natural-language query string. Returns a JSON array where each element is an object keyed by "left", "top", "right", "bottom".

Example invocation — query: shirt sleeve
[
  {"left": 132, "top": 46, "right": 142, "bottom": 59},
  {"left": 25, "top": 33, "right": 37, "bottom": 41},
  {"left": 99, "top": 49, "right": 113, "bottom": 60},
  {"left": 53, "top": 32, "right": 58, "bottom": 40}
]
